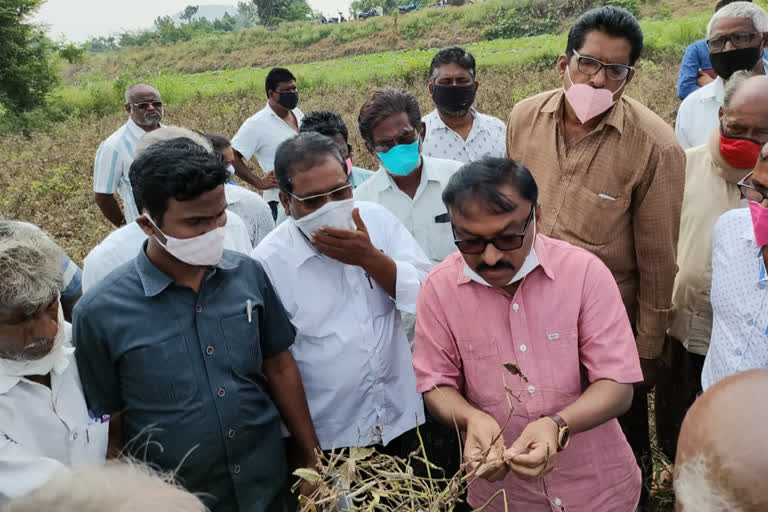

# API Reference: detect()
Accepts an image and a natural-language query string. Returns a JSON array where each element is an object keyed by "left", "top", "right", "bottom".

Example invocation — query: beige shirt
[
  {"left": 507, "top": 89, "right": 686, "bottom": 358},
  {"left": 668, "top": 135, "right": 747, "bottom": 355}
]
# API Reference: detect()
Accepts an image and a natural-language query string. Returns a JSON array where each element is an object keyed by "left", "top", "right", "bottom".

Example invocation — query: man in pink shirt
[{"left": 412, "top": 156, "right": 642, "bottom": 511}]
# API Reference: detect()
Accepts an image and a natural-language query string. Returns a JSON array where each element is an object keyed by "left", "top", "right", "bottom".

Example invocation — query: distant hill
[{"left": 170, "top": 4, "right": 237, "bottom": 24}]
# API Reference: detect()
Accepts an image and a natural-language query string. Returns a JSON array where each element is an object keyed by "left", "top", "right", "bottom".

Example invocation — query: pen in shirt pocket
[
  {"left": 246, "top": 299, "right": 253, "bottom": 323},
  {"left": 598, "top": 193, "right": 616, "bottom": 201}
]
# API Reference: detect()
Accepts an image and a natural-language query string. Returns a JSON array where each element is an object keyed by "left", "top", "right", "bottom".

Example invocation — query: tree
[
  {"left": 0, "top": 0, "right": 59, "bottom": 112},
  {"left": 350, "top": 0, "right": 397, "bottom": 16},
  {"left": 236, "top": 1, "right": 260, "bottom": 28},
  {"left": 251, "top": 0, "right": 311, "bottom": 26},
  {"left": 180, "top": 5, "right": 200, "bottom": 23}
]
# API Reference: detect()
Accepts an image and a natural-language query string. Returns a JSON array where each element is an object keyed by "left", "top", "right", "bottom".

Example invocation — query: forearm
[
  {"left": 233, "top": 156, "right": 265, "bottom": 190},
  {"left": 265, "top": 352, "right": 320, "bottom": 465},
  {"left": 94, "top": 193, "right": 125, "bottom": 227},
  {"left": 362, "top": 249, "right": 397, "bottom": 298},
  {"left": 107, "top": 412, "right": 124, "bottom": 458},
  {"left": 424, "top": 386, "right": 485, "bottom": 432},
  {"left": 557, "top": 379, "right": 633, "bottom": 434}
]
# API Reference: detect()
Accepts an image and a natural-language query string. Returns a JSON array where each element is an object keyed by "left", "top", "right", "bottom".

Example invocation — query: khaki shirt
[
  {"left": 506, "top": 89, "right": 686, "bottom": 358},
  {"left": 668, "top": 143, "right": 744, "bottom": 355}
]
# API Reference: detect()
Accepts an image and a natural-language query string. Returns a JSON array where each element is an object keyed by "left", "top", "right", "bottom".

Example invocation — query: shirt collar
[
  {"left": 126, "top": 118, "right": 149, "bottom": 139},
  {"left": 427, "top": 108, "right": 482, "bottom": 132},
  {"left": 287, "top": 221, "right": 322, "bottom": 267},
  {"left": 373, "top": 156, "right": 441, "bottom": 193},
  {"left": 456, "top": 235, "right": 556, "bottom": 286},
  {"left": 0, "top": 375, "right": 21, "bottom": 394},
  {"left": 542, "top": 89, "right": 625, "bottom": 135}
]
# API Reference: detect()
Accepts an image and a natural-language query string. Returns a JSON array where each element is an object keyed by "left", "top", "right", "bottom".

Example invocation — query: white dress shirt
[
  {"left": 422, "top": 108, "right": 507, "bottom": 163},
  {"left": 353, "top": 156, "right": 463, "bottom": 265},
  {"left": 81, "top": 212, "right": 252, "bottom": 293},
  {"left": 251, "top": 201, "right": 429, "bottom": 449},
  {"left": 92, "top": 119, "right": 147, "bottom": 222},
  {"left": 230, "top": 104, "right": 304, "bottom": 203},
  {"left": 675, "top": 59, "right": 768, "bottom": 150},
  {"left": 0, "top": 323, "right": 108, "bottom": 501},
  {"left": 702, "top": 208, "right": 768, "bottom": 390},
  {"left": 225, "top": 184, "right": 275, "bottom": 247}
]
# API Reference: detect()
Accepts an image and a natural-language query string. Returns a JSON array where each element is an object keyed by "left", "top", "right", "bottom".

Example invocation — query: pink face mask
[
  {"left": 749, "top": 201, "right": 768, "bottom": 247},
  {"left": 563, "top": 66, "right": 625, "bottom": 124},
  {"left": 345, "top": 157, "right": 353, "bottom": 176}
]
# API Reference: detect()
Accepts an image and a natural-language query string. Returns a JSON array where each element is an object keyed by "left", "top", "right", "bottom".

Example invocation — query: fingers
[
  {"left": 352, "top": 208, "right": 368, "bottom": 233},
  {"left": 315, "top": 227, "right": 358, "bottom": 240},
  {"left": 506, "top": 443, "right": 551, "bottom": 480}
]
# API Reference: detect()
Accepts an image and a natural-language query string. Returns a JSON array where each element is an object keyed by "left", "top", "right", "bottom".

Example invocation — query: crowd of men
[{"left": 2, "top": 2, "right": 768, "bottom": 511}]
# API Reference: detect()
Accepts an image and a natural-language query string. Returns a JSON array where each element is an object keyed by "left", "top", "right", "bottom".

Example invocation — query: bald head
[
  {"left": 125, "top": 82, "right": 160, "bottom": 104},
  {"left": 720, "top": 75, "right": 768, "bottom": 157},
  {"left": 124, "top": 83, "right": 163, "bottom": 131},
  {"left": 675, "top": 370, "right": 768, "bottom": 511}
]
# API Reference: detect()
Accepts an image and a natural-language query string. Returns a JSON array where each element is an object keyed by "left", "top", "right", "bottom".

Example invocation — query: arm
[
  {"left": 675, "top": 103, "right": 693, "bottom": 151},
  {"left": 232, "top": 151, "right": 276, "bottom": 191},
  {"left": 0, "top": 435, "right": 69, "bottom": 500},
  {"left": 263, "top": 350, "right": 320, "bottom": 468},
  {"left": 677, "top": 43, "right": 702, "bottom": 100},
  {"left": 60, "top": 257, "right": 82, "bottom": 323},
  {"left": 94, "top": 193, "right": 126, "bottom": 227},
  {"left": 93, "top": 143, "right": 127, "bottom": 227}
]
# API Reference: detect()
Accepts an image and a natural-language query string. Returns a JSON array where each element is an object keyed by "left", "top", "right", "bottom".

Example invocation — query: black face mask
[
  {"left": 432, "top": 84, "right": 476, "bottom": 115},
  {"left": 277, "top": 91, "right": 299, "bottom": 110},
  {"left": 710, "top": 46, "right": 762, "bottom": 80}
]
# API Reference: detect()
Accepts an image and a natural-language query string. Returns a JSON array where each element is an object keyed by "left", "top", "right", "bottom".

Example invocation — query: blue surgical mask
[{"left": 376, "top": 140, "right": 421, "bottom": 176}]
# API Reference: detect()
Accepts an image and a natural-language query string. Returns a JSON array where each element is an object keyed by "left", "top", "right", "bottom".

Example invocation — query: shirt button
[
  {"left": 528, "top": 385, "right": 536, "bottom": 394},
  {"left": 551, "top": 208, "right": 557, "bottom": 214},
  {"left": 512, "top": 303, "right": 520, "bottom": 311},
  {"left": 228, "top": 429, "right": 236, "bottom": 439},
  {"left": 554, "top": 498, "right": 563, "bottom": 507},
  {"left": 520, "top": 344, "right": 527, "bottom": 352},
  {"left": 72, "top": 432, "right": 79, "bottom": 441},
  {"left": 561, "top": 176, "right": 568, "bottom": 182},
  {"left": 206, "top": 346, "right": 214, "bottom": 356},
  {"left": 195, "top": 305, "right": 203, "bottom": 313},
  {"left": 233, "top": 464, "right": 241, "bottom": 474},
  {"left": 217, "top": 387, "right": 226, "bottom": 398}
]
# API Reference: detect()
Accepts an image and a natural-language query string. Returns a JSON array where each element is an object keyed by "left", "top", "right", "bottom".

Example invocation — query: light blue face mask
[{"left": 376, "top": 140, "right": 421, "bottom": 176}]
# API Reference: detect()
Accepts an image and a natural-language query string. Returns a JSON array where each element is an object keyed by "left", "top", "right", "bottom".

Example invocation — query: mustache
[{"left": 476, "top": 260, "right": 515, "bottom": 272}]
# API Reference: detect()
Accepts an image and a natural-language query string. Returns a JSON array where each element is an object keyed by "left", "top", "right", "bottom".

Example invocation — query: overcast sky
[{"left": 34, "top": 0, "right": 354, "bottom": 42}]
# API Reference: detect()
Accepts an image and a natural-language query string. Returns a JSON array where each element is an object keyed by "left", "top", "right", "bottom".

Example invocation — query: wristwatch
[{"left": 543, "top": 414, "right": 570, "bottom": 452}]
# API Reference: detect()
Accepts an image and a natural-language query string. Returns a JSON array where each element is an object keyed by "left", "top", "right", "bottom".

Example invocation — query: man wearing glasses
[
  {"left": 93, "top": 83, "right": 164, "bottom": 227},
  {"left": 657, "top": 72, "right": 768, "bottom": 460},
  {"left": 505, "top": 7, "right": 685, "bottom": 500},
  {"left": 702, "top": 143, "right": 768, "bottom": 391},
  {"left": 251, "top": 132, "right": 430, "bottom": 458},
  {"left": 412, "top": 157, "right": 643, "bottom": 512},
  {"left": 676, "top": 1, "right": 768, "bottom": 149}
]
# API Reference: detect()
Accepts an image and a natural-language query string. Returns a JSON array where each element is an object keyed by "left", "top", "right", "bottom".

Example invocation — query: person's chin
[
  {"left": 480, "top": 268, "right": 515, "bottom": 285},
  {"left": 438, "top": 107, "right": 470, "bottom": 118}
]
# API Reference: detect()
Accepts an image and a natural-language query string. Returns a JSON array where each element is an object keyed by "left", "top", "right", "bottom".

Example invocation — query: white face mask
[
  {"left": 145, "top": 214, "right": 226, "bottom": 266},
  {"left": 0, "top": 302, "right": 74, "bottom": 377},
  {"left": 463, "top": 216, "right": 539, "bottom": 287},
  {"left": 292, "top": 199, "right": 356, "bottom": 239}
]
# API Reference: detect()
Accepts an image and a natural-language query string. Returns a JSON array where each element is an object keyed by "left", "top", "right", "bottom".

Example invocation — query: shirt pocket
[
  {"left": 70, "top": 422, "right": 109, "bottom": 464},
  {"left": 457, "top": 338, "right": 505, "bottom": 408},
  {"left": 427, "top": 211, "right": 457, "bottom": 263},
  {"left": 221, "top": 312, "right": 263, "bottom": 378},
  {"left": 564, "top": 186, "right": 630, "bottom": 247},
  {"left": 534, "top": 328, "right": 581, "bottom": 416}
]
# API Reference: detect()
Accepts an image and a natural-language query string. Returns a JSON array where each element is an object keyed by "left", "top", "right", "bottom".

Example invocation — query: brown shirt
[{"left": 506, "top": 89, "right": 686, "bottom": 358}]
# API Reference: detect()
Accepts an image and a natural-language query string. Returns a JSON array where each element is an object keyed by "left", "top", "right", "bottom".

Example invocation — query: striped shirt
[{"left": 93, "top": 119, "right": 148, "bottom": 222}]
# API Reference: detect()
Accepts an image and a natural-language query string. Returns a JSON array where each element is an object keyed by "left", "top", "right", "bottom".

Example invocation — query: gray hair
[
  {"left": 0, "top": 220, "right": 64, "bottom": 317},
  {"left": 135, "top": 126, "right": 213, "bottom": 159},
  {"left": 124, "top": 82, "right": 160, "bottom": 104},
  {"left": 5, "top": 459, "right": 207, "bottom": 512},
  {"left": 723, "top": 69, "right": 753, "bottom": 108},
  {"left": 674, "top": 453, "right": 742, "bottom": 512},
  {"left": 707, "top": 1, "right": 768, "bottom": 37}
]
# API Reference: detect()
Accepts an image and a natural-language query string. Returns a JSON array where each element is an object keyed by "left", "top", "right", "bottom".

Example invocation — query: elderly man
[
  {"left": 656, "top": 72, "right": 768, "bottom": 459},
  {"left": 252, "top": 132, "right": 429, "bottom": 454},
  {"left": 413, "top": 157, "right": 642, "bottom": 512},
  {"left": 422, "top": 46, "right": 506, "bottom": 162},
  {"left": 676, "top": 1, "right": 768, "bottom": 149},
  {"left": 674, "top": 369, "right": 768, "bottom": 511},
  {"left": 74, "top": 138, "right": 320, "bottom": 512},
  {"left": 701, "top": 142, "right": 768, "bottom": 390},
  {"left": 505, "top": 7, "right": 685, "bottom": 495},
  {"left": 0, "top": 220, "right": 108, "bottom": 501},
  {"left": 231, "top": 67, "right": 304, "bottom": 221},
  {"left": 93, "top": 82, "right": 164, "bottom": 227}
]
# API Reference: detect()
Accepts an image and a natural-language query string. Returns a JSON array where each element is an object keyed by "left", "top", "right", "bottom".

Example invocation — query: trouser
[
  {"left": 618, "top": 388, "right": 652, "bottom": 508},
  {"left": 268, "top": 201, "right": 279, "bottom": 222},
  {"left": 654, "top": 336, "right": 706, "bottom": 462}
]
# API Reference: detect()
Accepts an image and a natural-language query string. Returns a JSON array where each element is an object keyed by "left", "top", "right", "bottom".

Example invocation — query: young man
[
  {"left": 93, "top": 82, "right": 164, "bottom": 227},
  {"left": 656, "top": 73, "right": 768, "bottom": 459},
  {"left": 73, "top": 138, "right": 319, "bottom": 512},
  {"left": 0, "top": 221, "right": 107, "bottom": 500},
  {"left": 505, "top": 7, "right": 685, "bottom": 495},
  {"left": 676, "top": 1, "right": 768, "bottom": 149},
  {"left": 231, "top": 67, "right": 304, "bottom": 220},
  {"left": 423, "top": 46, "right": 506, "bottom": 162},
  {"left": 702, "top": 143, "right": 768, "bottom": 390},
  {"left": 413, "top": 157, "right": 642, "bottom": 512},
  {"left": 252, "top": 132, "right": 429, "bottom": 454}
]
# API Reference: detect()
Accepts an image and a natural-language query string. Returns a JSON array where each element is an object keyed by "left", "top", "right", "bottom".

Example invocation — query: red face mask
[{"left": 720, "top": 129, "right": 764, "bottom": 169}]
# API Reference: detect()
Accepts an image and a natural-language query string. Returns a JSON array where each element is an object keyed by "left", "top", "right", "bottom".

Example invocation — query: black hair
[
  {"left": 265, "top": 67, "right": 296, "bottom": 95},
  {"left": 274, "top": 132, "right": 345, "bottom": 194},
  {"left": 299, "top": 110, "right": 349, "bottom": 142},
  {"left": 442, "top": 156, "right": 538, "bottom": 215},
  {"left": 358, "top": 88, "right": 422, "bottom": 146},
  {"left": 429, "top": 46, "right": 476, "bottom": 81},
  {"left": 204, "top": 133, "right": 231, "bottom": 153},
  {"left": 129, "top": 137, "right": 228, "bottom": 225},
  {"left": 715, "top": 0, "right": 750, "bottom": 11},
  {"left": 566, "top": 6, "right": 644, "bottom": 66}
]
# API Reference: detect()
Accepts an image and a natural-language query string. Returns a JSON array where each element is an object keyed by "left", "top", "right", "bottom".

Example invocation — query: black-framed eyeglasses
[
  {"left": 707, "top": 32, "right": 763, "bottom": 52},
  {"left": 738, "top": 172, "right": 768, "bottom": 203},
  {"left": 452, "top": 206, "right": 534, "bottom": 254},
  {"left": 373, "top": 130, "right": 419, "bottom": 154},
  {"left": 572, "top": 50, "right": 634, "bottom": 81},
  {"left": 131, "top": 101, "right": 163, "bottom": 110},
  {"left": 285, "top": 183, "right": 352, "bottom": 211}
]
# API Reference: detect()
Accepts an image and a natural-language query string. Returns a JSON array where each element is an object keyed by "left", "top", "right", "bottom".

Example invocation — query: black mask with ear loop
[
  {"left": 710, "top": 46, "right": 762, "bottom": 80},
  {"left": 277, "top": 91, "right": 299, "bottom": 110}
]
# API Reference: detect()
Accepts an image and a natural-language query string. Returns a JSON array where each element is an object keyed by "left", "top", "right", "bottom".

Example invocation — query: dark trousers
[
  {"left": 655, "top": 337, "right": 706, "bottom": 462},
  {"left": 619, "top": 387, "right": 652, "bottom": 508},
  {"left": 268, "top": 201, "right": 279, "bottom": 222}
]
